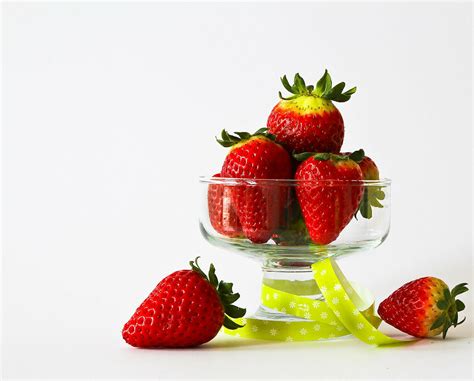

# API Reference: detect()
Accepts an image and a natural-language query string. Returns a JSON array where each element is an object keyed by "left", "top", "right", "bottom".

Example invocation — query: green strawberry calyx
[
  {"left": 216, "top": 128, "right": 276, "bottom": 148},
  {"left": 279, "top": 70, "right": 357, "bottom": 102},
  {"left": 356, "top": 185, "right": 385, "bottom": 220},
  {"left": 293, "top": 149, "right": 365, "bottom": 163},
  {"left": 356, "top": 156, "right": 384, "bottom": 220},
  {"left": 430, "top": 282, "right": 469, "bottom": 339},
  {"left": 189, "top": 257, "right": 246, "bottom": 330}
]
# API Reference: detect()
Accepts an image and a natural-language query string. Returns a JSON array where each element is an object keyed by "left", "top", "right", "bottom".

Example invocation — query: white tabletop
[{"left": 4, "top": 324, "right": 472, "bottom": 380}]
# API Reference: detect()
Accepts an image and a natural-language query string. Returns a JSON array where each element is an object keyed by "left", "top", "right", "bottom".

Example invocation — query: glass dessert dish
[{"left": 199, "top": 176, "right": 391, "bottom": 322}]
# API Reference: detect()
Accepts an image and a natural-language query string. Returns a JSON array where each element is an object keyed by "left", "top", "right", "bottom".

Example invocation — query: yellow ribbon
[{"left": 224, "top": 258, "right": 413, "bottom": 346}]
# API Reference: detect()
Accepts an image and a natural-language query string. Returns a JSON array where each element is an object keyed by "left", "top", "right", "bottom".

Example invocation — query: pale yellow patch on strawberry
[
  {"left": 279, "top": 95, "right": 336, "bottom": 116},
  {"left": 230, "top": 135, "right": 273, "bottom": 151}
]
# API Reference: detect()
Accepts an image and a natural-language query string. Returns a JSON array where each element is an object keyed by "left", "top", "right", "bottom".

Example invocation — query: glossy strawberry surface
[
  {"left": 267, "top": 71, "right": 356, "bottom": 154},
  {"left": 358, "top": 156, "right": 379, "bottom": 180},
  {"left": 341, "top": 153, "right": 384, "bottom": 219},
  {"left": 295, "top": 155, "right": 363, "bottom": 245},
  {"left": 378, "top": 277, "right": 447, "bottom": 338},
  {"left": 122, "top": 270, "right": 224, "bottom": 348},
  {"left": 268, "top": 96, "right": 344, "bottom": 153},
  {"left": 221, "top": 136, "right": 292, "bottom": 243},
  {"left": 378, "top": 277, "right": 468, "bottom": 338},
  {"left": 208, "top": 173, "right": 242, "bottom": 237}
]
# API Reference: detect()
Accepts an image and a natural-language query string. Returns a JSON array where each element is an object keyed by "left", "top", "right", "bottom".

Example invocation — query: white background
[{"left": 2, "top": 1, "right": 473, "bottom": 380}]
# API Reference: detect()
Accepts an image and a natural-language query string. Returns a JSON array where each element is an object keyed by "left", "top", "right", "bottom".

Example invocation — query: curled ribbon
[{"left": 224, "top": 258, "right": 413, "bottom": 346}]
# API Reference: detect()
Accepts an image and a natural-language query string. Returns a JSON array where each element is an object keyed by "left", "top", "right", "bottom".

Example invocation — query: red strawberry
[
  {"left": 294, "top": 150, "right": 364, "bottom": 245},
  {"left": 218, "top": 128, "right": 292, "bottom": 243},
  {"left": 357, "top": 155, "right": 386, "bottom": 219},
  {"left": 359, "top": 156, "right": 379, "bottom": 180},
  {"left": 122, "top": 258, "right": 245, "bottom": 348},
  {"left": 208, "top": 173, "right": 242, "bottom": 237},
  {"left": 341, "top": 153, "right": 386, "bottom": 219},
  {"left": 378, "top": 277, "right": 468, "bottom": 338},
  {"left": 267, "top": 71, "right": 356, "bottom": 154}
]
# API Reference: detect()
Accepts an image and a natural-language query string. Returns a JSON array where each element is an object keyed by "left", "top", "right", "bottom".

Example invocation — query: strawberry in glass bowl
[{"left": 199, "top": 128, "right": 391, "bottom": 323}]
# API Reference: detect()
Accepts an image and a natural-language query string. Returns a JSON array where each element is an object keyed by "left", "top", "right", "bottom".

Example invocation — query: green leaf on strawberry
[
  {"left": 190, "top": 257, "right": 245, "bottom": 330},
  {"left": 278, "top": 70, "right": 356, "bottom": 103},
  {"left": 293, "top": 149, "right": 365, "bottom": 164},
  {"left": 354, "top": 155, "right": 385, "bottom": 220},
  {"left": 311, "top": 69, "right": 357, "bottom": 102},
  {"left": 216, "top": 127, "right": 275, "bottom": 147},
  {"left": 356, "top": 186, "right": 385, "bottom": 219}
]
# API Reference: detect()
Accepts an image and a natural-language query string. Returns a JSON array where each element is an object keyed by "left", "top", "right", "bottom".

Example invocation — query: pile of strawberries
[
  {"left": 209, "top": 70, "right": 383, "bottom": 245},
  {"left": 121, "top": 71, "right": 468, "bottom": 349}
]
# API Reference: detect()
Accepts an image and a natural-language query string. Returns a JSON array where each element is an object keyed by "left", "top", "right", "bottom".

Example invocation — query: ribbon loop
[{"left": 224, "top": 258, "right": 413, "bottom": 345}]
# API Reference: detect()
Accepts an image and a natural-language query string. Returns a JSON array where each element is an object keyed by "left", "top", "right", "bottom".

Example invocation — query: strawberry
[
  {"left": 378, "top": 277, "right": 468, "bottom": 338},
  {"left": 122, "top": 258, "right": 245, "bottom": 348},
  {"left": 356, "top": 155, "right": 386, "bottom": 219},
  {"left": 217, "top": 128, "right": 292, "bottom": 243},
  {"left": 294, "top": 150, "right": 364, "bottom": 245},
  {"left": 340, "top": 153, "right": 386, "bottom": 219},
  {"left": 267, "top": 70, "right": 356, "bottom": 154},
  {"left": 208, "top": 173, "right": 242, "bottom": 237},
  {"left": 359, "top": 155, "right": 379, "bottom": 181}
]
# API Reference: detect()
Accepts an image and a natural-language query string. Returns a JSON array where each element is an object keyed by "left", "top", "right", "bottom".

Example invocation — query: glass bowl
[{"left": 199, "top": 176, "right": 391, "bottom": 321}]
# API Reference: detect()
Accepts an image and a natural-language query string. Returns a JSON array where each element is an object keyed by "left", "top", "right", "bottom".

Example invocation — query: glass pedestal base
[{"left": 252, "top": 268, "right": 323, "bottom": 323}]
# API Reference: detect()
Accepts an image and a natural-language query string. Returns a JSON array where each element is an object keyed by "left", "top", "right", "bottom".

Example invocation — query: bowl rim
[{"left": 199, "top": 176, "right": 391, "bottom": 186}]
